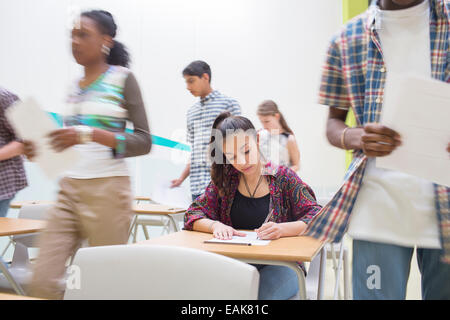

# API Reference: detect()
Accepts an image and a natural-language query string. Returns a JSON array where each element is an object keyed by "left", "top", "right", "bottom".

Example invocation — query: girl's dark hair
[
  {"left": 257, "top": 100, "right": 294, "bottom": 135},
  {"left": 209, "top": 112, "right": 257, "bottom": 196},
  {"left": 81, "top": 10, "right": 130, "bottom": 67},
  {"left": 182, "top": 60, "right": 212, "bottom": 83}
]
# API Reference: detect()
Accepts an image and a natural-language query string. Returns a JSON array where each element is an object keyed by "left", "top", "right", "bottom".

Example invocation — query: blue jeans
[
  {"left": 353, "top": 239, "right": 450, "bottom": 300},
  {"left": 255, "top": 264, "right": 299, "bottom": 300},
  {"left": 0, "top": 198, "right": 13, "bottom": 218}
]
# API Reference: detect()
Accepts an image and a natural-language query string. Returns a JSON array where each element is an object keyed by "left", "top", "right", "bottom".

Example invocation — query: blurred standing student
[
  {"left": 0, "top": 88, "right": 27, "bottom": 217},
  {"left": 257, "top": 100, "right": 301, "bottom": 172},
  {"left": 28, "top": 10, "right": 151, "bottom": 299},
  {"left": 306, "top": 0, "right": 450, "bottom": 299},
  {"left": 184, "top": 112, "right": 321, "bottom": 300},
  {"left": 171, "top": 61, "right": 241, "bottom": 201}
]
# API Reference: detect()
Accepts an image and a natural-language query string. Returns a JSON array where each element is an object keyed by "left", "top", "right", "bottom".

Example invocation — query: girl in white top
[{"left": 257, "top": 100, "right": 301, "bottom": 172}]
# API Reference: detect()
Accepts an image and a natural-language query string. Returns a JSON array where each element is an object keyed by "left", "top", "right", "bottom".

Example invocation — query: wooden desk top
[
  {"left": 132, "top": 203, "right": 185, "bottom": 215},
  {"left": 138, "top": 230, "right": 324, "bottom": 262},
  {"left": 9, "top": 201, "right": 55, "bottom": 209},
  {"left": 134, "top": 196, "right": 152, "bottom": 201},
  {"left": 11, "top": 201, "right": 185, "bottom": 216},
  {"left": 0, "top": 293, "right": 43, "bottom": 300},
  {"left": 0, "top": 217, "right": 47, "bottom": 237}
]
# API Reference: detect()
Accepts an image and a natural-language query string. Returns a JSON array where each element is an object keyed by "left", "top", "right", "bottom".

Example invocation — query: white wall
[{"left": 0, "top": 0, "right": 345, "bottom": 201}]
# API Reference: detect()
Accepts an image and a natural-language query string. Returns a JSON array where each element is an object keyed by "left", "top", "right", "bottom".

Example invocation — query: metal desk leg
[
  {"left": 167, "top": 213, "right": 185, "bottom": 232},
  {"left": 0, "top": 257, "right": 25, "bottom": 295},
  {"left": 317, "top": 247, "right": 326, "bottom": 300}
]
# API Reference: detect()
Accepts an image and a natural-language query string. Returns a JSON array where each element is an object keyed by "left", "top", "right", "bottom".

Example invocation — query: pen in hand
[{"left": 256, "top": 208, "right": 274, "bottom": 240}]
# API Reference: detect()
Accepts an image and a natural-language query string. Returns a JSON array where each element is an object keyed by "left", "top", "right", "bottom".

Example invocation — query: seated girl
[{"left": 184, "top": 112, "right": 322, "bottom": 300}]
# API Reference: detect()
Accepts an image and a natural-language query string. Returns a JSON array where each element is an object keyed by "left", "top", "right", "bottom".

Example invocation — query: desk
[
  {"left": 0, "top": 217, "right": 47, "bottom": 237},
  {"left": 10, "top": 196, "right": 152, "bottom": 209},
  {"left": 134, "top": 196, "right": 152, "bottom": 202},
  {"left": 0, "top": 293, "right": 43, "bottom": 300},
  {"left": 9, "top": 201, "right": 186, "bottom": 242},
  {"left": 138, "top": 230, "right": 325, "bottom": 300},
  {"left": 0, "top": 218, "right": 47, "bottom": 296},
  {"left": 130, "top": 204, "right": 186, "bottom": 242},
  {"left": 9, "top": 201, "right": 55, "bottom": 210}
]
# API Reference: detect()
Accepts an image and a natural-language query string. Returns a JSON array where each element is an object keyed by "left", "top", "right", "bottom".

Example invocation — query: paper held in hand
[
  {"left": 6, "top": 97, "right": 80, "bottom": 180},
  {"left": 376, "top": 74, "right": 450, "bottom": 187},
  {"left": 204, "top": 231, "right": 271, "bottom": 246}
]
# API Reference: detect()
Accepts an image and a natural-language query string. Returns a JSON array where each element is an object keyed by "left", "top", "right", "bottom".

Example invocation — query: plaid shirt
[
  {"left": 187, "top": 90, "right": 241, "bottom": 195},
  {"left": 305, "top": 0, "right": 450, "bottom": 264},
  {"left": 0, "top": 88, "right": 27, "bottom": 200}
]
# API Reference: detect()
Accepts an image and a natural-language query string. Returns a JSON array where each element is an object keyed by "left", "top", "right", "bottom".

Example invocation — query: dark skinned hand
[{"left": 361, "top": 123, "right": 402, "bottom": 157}]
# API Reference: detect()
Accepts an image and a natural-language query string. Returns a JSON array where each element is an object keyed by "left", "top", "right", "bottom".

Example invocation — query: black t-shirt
[{"left": 230, "top": 189, "right": 270, "bottom": 230}]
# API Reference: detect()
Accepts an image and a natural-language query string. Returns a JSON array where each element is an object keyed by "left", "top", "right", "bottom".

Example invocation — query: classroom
[{"left": 0, "top": 0, "right": 449, "bottom": 305}]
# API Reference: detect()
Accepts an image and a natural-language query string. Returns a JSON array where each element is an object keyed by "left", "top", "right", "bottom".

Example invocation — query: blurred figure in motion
[
  {"left": 28, "top": 10, "right": 151, "bottom": 299},
  {"left": 0, "top": 88, "right": 27, "bottom": 217},
  {"left": 307, "top": 0, "right": 450, "bottom": 300}
]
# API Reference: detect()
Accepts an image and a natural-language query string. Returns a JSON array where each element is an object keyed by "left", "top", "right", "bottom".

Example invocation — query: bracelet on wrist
[
  {"left": 340, "top": 127, "right": 350, "bottom": 150},
  {"left": 74, "top": 125, "right": 93, "bottom": 144}
]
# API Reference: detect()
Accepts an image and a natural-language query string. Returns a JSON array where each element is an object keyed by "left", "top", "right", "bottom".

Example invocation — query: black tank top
[{"left": 230, "top": 189, "right": 271, "bottom": 230}]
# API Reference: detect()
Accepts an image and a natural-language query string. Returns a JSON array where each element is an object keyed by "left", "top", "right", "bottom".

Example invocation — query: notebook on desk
[{"left": 204, "top": 231, "right": 271, "bottom": 246}]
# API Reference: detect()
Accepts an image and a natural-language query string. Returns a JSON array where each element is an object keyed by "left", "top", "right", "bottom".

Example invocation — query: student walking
[
  {"left": 306, "top": 0, "right": 450, "bottom": 299},
  {"left": 28, "top": 10, "right": 151, "bottom": 299},
  {"left": 171, "top": 61, "right": 241, "bottom": 201}
]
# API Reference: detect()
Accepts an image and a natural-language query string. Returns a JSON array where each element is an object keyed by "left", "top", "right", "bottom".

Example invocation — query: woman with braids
[
  {"left": 257, "top": 100, "right": 301, "bottom": 172},
  {"left": 27, "top": 10, "right": 151, "bottom": 299},
  {"left": 184, "top": 112, "right": 321, "bottom": 300}
]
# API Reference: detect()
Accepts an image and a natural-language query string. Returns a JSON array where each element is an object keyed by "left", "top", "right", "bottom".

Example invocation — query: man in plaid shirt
[
  {"left": 171, "top": 61, "right": 241, "bottom": 200},
  {"left": 306, "top": 0, "right": 449, "bottom": 299},
  {"left": 0, "top": 88, "right": 27, "bottom": 217}
]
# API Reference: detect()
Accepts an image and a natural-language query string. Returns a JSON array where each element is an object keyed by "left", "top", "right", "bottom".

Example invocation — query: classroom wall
[{"left": 0, "top": 0, "right": 345, "bottom": 201}]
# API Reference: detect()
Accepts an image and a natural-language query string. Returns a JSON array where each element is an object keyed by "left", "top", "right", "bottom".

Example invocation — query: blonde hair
[{"left": 257, "top": 100, "right": 293, "bottom": 135}]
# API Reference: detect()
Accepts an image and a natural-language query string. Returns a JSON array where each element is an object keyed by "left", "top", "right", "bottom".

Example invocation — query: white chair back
[
  {"left": 13, "top": 204, "right": 53, "bottom": 247},
  {"left": 64, "top": 244, "right": 260, "bottom": 300}
]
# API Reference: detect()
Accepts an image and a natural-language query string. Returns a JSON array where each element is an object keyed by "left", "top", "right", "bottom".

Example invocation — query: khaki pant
[{"left": 29, "top": 176, "right": 134, "bottom": 299}]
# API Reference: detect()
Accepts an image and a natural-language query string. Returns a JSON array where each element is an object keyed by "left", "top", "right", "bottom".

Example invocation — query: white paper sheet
[
  {"left": 149, "top": 181, "right": 191, "bottom": 209},
  {"left": 376, "top": 74, "right": 450, "bottom": 187},
  {"left": 204, "top": 231, "right": 271, "bottom": 246},
  {"left": 6, "top": 97, "right": 80, "bottom": 180}
]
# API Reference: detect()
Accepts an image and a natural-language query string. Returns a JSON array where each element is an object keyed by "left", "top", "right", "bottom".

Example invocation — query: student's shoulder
[
  {"left": 215, "top": 91, "right": 239, "bottom": 105},
  {"left": 0, "top": 88, "right": 19, "bottom": 110},
  {"left": 438, "top": 0, "right": 450, "bottom": 20},
  {"left": 329, "top": 9, "right": 370, "bottom": 47},
  {"left": 187, "top": 101, "right": 201, "bottom": 117},
  {"left": 104, "top": 65, "right": 134, "bottom": 89},
  {"left": 271, "top": 163, "right": 307, "bottom": 188},
  {"left": 264, "top": 162, "right": 296, "bottom": 183}
]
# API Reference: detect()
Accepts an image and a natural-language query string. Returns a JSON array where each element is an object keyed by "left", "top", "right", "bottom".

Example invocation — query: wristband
[{"left": 74, "top": 125, "right": 93, "bottom": 144}]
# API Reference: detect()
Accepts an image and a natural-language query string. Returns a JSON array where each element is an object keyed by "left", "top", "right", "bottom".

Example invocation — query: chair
[
  {"left": 0, "top": 204, "right": 53, "bottom": 292},
  {"left": 63, "top": 244, "right": 260, "bottom": 300},
  {"left": 129, "top": 197, "right": 173, "bottom": 243},
  {"left": 327, "top": 241, "right": 351, "bottom": 300},
  {"left": 316, "top": 196, "right": 351, "bottom": 300}
]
